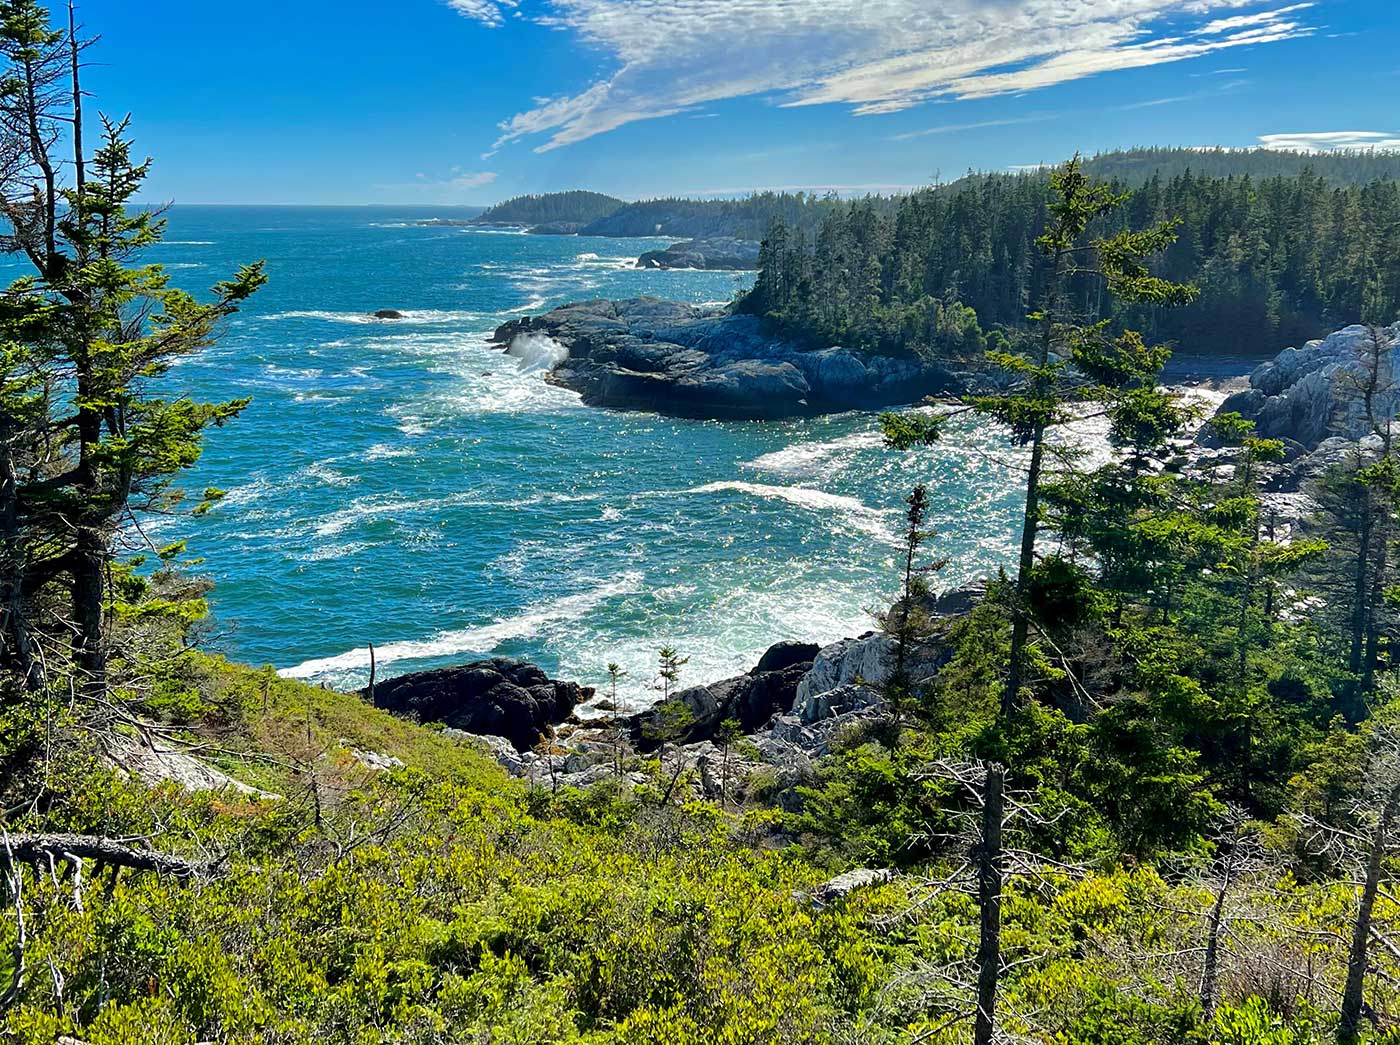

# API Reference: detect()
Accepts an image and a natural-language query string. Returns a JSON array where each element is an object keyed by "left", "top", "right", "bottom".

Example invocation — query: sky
[{"left": 78, "top": 0, "right": 1399, "bottom": 205}]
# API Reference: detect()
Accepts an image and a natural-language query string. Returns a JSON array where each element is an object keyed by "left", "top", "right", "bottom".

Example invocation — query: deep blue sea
[{"left": 104, "top": 207, "right": 1036, "bottom": 705}]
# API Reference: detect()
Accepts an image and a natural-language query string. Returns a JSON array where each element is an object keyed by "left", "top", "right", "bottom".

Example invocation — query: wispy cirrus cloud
[
  {"left": 377, "top": 168, "right": 498, "bottom": 202},
  {"left": 1258, "top": 131, "right": 1400, "bottom": 152},
  {"left": 446, "top": 0, "right": 1315, "bottom": 152}
]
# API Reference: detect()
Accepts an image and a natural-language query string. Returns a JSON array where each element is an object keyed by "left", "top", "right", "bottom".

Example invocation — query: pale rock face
[
  {"left": 104, "top": 731, "right": 279, "bottom": 800},
  {"left": 803, "top": 868, "right": 895, "bottom": 908},
  {"left": 795, "top": 633, "right": 895, "bottom": 722},
  {"left": 1217, "top": 322, "right": 1400, "bottom": 451},
  {"left": 349, "top": 748, "right": 405, "bottom": 773},
  {"left": 444, "top": 729, "right": 532, "bottom": 775}
]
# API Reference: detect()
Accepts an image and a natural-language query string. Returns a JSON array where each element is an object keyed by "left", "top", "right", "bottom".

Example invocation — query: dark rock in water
[
  {"left": 369, "top": 658, "right": 593, "bottom": 752},
  {"left": 637, "top": 237, "right": 761, "bottom": 270},
  {"left": 491, "top": 297, "right": 974, "bottom": 420},
  {"left": 372, "top": 309, "right": 406, "bottom": 320},
  {"left": 631, "top": 641, "right": 818, "bottom": 750},
  {"left": 527, "top": 221, "right": 585, "bottom": 235}
]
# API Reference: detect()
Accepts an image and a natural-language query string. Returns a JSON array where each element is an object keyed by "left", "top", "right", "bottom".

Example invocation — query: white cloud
[
  {"left": 446, "top": 0, "right": 519, "bottom": 26},
  {"left": 1259, "top": 131, "right": 1400, "bottom": 152},
  {"left": 378, "top": 169, "right": 499, "bottom": 201},
  {"left": 1193, "top": 2, "right": 1311, "bottom": 34},
  {"left": 476, "top": 0, "right": 1314, "bottom": 152}
]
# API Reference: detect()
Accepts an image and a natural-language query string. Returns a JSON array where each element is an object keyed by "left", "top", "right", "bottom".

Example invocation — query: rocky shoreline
[
  {"left": 374, "top": 318, "right": 1400, "bottom": 801},
  {"left": 371, "top": 583, "right": 982, "bottom": 802},
  {"left": 491, "top": 297, "right": 986, "bottom": 419}
]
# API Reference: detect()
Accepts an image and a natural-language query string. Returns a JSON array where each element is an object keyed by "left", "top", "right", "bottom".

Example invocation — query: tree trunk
[
  {"left": 1200, "top": 844, "right": 1238, "bottom": 1022},
  {"left": 0, "top": 450, "right": 37, "bottom": 691},
  {"left": 1339, "top": 783, "right": 1400, "bottom": 1043},
  {"left": 70, "top": 525, "right": 105, "bottom": 695},
  {"left": 1003, "top": 434, "right": 1044, "bottom": 716},
  {"left": 1348, "top": 492, "right": 1373, "bottom": 680},
  {"left": 974, "top": 764, "right": 1005, "bottom": 1045}
]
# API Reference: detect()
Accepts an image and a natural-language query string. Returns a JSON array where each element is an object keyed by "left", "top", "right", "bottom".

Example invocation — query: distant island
[{"left": 472, "top": 189, "right": 626, "bottom": 227}]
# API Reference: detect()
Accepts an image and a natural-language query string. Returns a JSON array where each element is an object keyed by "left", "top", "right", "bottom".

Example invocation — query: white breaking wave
[
  {"left": 262, "top": 309, "right": 483, "bottom": 326},
  {"left": 277, "top": 571, "right": 645, "bottom": 680},
  {"left": 505, "top": 332, "right": 569, "bottom": 372},
  {"left": 685, "top": 481, "right": 894, "bottom": 541},
  {"left": 744, "top": 429, "right": 885, "bottom": 476},
  {"left": 503, "top": 296, "right": 548, "bottom": 315}
]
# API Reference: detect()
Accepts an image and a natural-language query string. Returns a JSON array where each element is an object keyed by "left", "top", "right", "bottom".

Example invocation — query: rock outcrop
[
  {"left": 1209, "top": 322, "right": 1400, "bottom": 451},
  {"left": 492, "top": 297, "right": 976, "bottom": 420},
  {"left": 636, "top": 238, "right": 760, "bottom": 270},
  {"left": 103, "top": 730, "right": 279, "bottom": 800},
  {"left": 369, "top": 658, "right": 593, "bottom": 752},
  {"left": 372, "top": 309, "right": 405, "bottom": 320},
  {"left": 528, "top": 221, "right": 584, "bottom": 235},
  {"left": 630, "top": 640, "right": 820, "bottom": 750}
]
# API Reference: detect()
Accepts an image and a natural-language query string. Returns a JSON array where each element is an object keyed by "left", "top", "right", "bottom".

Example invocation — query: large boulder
[
  {"left": 1206, "top": 322, "right": 1400, "bottom": 451},
  {"left": 369, "top": 658, "right": 592, "bottom": 752}
]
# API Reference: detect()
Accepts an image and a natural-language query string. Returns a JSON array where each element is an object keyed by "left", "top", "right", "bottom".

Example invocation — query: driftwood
[{"left": 1, "top": 833, "right": 212, "bottom": 878}]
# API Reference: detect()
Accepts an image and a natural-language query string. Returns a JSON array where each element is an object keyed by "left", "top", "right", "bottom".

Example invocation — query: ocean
[{"left": 67, "top": 206, "right": 1035, "bottom": 706}]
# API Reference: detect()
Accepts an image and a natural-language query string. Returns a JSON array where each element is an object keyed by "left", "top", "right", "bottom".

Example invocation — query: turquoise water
[{"left": 105, "top": 208, "right": 1032, "bottom": 705}]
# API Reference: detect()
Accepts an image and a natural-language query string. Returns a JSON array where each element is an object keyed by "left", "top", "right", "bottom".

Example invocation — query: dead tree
[
  {"left": 1199, "top": 811, "right": 1267, "bottom": 1021},
  {"left": 879, "top": 758, "right": 1084, "bottom": 1044},
  {"left": 1300, "top": 719, "right": 1400, "bottom": 1043}
]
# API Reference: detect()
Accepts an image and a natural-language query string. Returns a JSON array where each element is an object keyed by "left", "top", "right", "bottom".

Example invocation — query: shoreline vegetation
[{"left": 6, "top": 4, "right": 1400, "bottom": 1044}]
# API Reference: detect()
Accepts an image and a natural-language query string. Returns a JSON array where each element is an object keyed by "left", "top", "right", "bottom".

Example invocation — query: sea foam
[
  {"left": 685, "top": 481, "right": 895, "bottom": 541},
  {"left": 278, "top": 571, "right": 645, "bottom": 681},
  {"left": 505, "top": 332, "right": 569, "bottom": 372}
]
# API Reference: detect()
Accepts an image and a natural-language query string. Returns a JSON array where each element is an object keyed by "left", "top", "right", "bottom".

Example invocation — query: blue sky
[{"left": 80, "top": 0, "right": 1397, "bottom": 205}]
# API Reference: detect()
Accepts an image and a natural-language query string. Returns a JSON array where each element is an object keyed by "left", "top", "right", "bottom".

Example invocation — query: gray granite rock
[
  {"left": 1208, "top": 322, "right": 1400, "bottom": 451},
  {"left": 637, "top": 237, "right": 761, "bottom": 270}
]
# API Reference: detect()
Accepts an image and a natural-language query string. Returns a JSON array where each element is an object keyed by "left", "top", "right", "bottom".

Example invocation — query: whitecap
[
  {"left": 744, "top": 429, "right": 885, "bottom": 476},
  {"left": 298, "top": 541, "right": 370, "bottom": 562},
  {"left": 684, "top": 480, "right": 895, "bottom": 541},
  {"left": 502, "top": 296, "right": 547, "bottom": 315},
  {"left": 262, "top": 309, "right": 483, "bottom": 326},
  {"left": 277, "top": 571, "right": 645, "bottom": 680}
]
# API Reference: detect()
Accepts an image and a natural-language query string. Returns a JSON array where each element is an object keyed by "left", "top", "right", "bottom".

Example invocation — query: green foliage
[
  {"left": 475, "top": 189, "right": 626, "bottom": 226},
  {"left": 743, "top": 163, "right": 1400, "bottom": 360}
]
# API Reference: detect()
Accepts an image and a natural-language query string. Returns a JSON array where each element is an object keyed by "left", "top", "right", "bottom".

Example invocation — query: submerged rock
[
  {"left": 370, "top": 658, "right": 593, "bottom": 752},
  {"left": 372, "top": 309, "right": 405, "bottom": 320}
]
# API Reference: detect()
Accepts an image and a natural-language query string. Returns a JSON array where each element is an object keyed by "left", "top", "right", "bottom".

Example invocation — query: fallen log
[{"left": 1, "top": 833, "right": 212, "bottom": 878}]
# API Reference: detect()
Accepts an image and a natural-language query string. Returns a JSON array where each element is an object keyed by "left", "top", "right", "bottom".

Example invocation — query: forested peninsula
[{"left": 8, "top": 5, "right": 1400, "bottom": 1045}]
